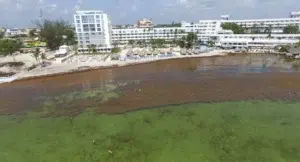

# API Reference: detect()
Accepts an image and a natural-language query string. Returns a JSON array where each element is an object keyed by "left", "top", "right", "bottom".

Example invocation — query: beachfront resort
[
  {"left": 3, "top": 5, "right": 300, "bottom": 161},
  {"left": 75, "top": 10, "right": 300, "bottom": 52},
  {"left": 1, "top": 9, "right": 300, "bottom": 83}
]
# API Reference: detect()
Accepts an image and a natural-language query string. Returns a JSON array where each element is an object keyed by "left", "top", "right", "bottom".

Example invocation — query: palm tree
[
  {"left": 174, "top": 29, "right": 178, "bottom": 40},
  {"left": 260, "top": 22, "right": 265, "bottom": 33},
  {"left": 90, "top": 44, "right": 97, "bottom": 53},
  {"left": 112, "top": 41, "right": 119, "bottom": 48},
  {"left": 265, "top": 25, "right": 272, "bottom": 38},
  {"left": 142, "top": 40, "right": 147, "bottom": 47},
  {"left": 137, "top": 40, "right": 143, "bottom": 47},
  {"left": 29, "top": 29, "right": 36, "bottom": 38},
  {"left": 41, "top": 53, "right": 46, "bottom": 61},
  {"left": 87, "top": 45, "right": 92, "bottom": 53},
  {"left": 128, "top": 40, "right": 135, "bottom": 48},
  {"left": 251, "top": 24, "right": 259, "bottom": 34},
  {"left": 33, "top": 48, "right": 40, "bottom": 63}
]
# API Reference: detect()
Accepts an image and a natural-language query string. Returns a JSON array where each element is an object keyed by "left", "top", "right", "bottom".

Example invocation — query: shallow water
[{"left": 1, "top": 54, "right": 300, "bottom": 115}]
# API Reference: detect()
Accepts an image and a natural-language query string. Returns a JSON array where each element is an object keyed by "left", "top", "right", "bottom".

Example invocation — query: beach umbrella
[
  {"left": 159, "top": 49, "right": 165, "bottom": 54},
  {"left": 139, "top": 49, "right": 146, "bottom": 56}
]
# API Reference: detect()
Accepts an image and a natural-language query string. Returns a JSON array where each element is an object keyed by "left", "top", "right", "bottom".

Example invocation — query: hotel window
[
  {"left": 88, "top": 15, "right": 95, "bottom": 23},
  {"left": 76, "top": 20, "right": 80, "bottom": 23},
  {"left": 97, "top": 24, "right": 100, "bottom": 28},
  {"left": 83, "top": 28, "right": 89, "bottom": 32},
  {"left": 97, "top": 28, "right": 101, "bottom": 31},
  {"left": 86, "top": 41, "right": 90, "bottom": 43},
  {"left": 81, "top": 16, "right": 88, "bottom": 23}
]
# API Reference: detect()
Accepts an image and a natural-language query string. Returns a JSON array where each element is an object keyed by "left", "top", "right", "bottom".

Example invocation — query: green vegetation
[
  {"left": 111, "top": 47, "right": 121, "bottom": 53},
  {"left": 33, "top": 48, "right": 40, "bottom": 63},
  {"left": 1, "top": 101, "right": 300, "bottom": 161},
  {"left": 221, "top": 22, "right": 245, "bottom": 34},
  {"left": 177, "top": 32, "right": 198, "bottom": 48},
  {"left": 150, "top": 39, "right": 166, "bottom": 48},
  {"left": 0, "top": 39, "right": 22, "bottom": 56},
  {"left": 278, "top": 46, "right": 289, "bottom": 53},
  {"left": 153, "top": 22, "right": 181, "bottom": 28},
  {"left": 128, "top": 40, "right": 135, "bottom": 47},
  {"left": 264, "top": 25, "right": 273, "bottom": 38},
  {"left": 34, "top": 19, "right": 75, "bottom": 50},
  {"left": 250, "top": 24, "right": 260, "bottom": 34},
  {"left": 0, "top": 31, "right": 4, "bottom": 38},
  {"left": 29, "top": 29, "right": 37, "bottom": 37},
  {"left": 35, "top": 80, "right": 139, "bottom": 117},
  {"left": 87, "top": 44, "right": 97, "bottom": 53},
  {"left": 283, "top": 25, "right": 299, "bottom": 34}
]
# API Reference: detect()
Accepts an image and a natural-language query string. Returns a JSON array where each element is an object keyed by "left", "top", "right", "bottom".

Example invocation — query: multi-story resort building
[
  {"left": 137, "top": 18, "right": 153, "bottom": 28},
  {"left": 74, "top": 10, "right": 300, "bottom": 51},
  {"left": 74, "top": 10, "right": 112, "bottom": 53}
]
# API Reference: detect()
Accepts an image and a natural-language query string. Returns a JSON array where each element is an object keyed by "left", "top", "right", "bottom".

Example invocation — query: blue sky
[{"left": 0, "top": 0, "right": 300, "bottom": 28}]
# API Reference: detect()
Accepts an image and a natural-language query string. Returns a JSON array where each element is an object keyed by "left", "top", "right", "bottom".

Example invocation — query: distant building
[
  {"left": 5, "top": 28, "right": 29, "bottom": 37},
  {"left": 137, "top": 18, "right": 153, "bottom": 28},
  {"left": 290, "top": 11, "right": 300, "bottom": 18},
  {"left": 73, "top": 10, "right": 300, "bottom": 49},
  {"left": 74, "top": 10, "right": 112, "bottom": 53},
  {"left": 221, "top": 15, "right": 230, "bottom": 20}
]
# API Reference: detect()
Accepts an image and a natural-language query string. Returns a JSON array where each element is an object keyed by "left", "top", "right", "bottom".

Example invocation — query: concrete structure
[
  {"left": 75, "top": 10, "right": 300, "bottom": 49},
  {"left": 74, "top": 10, "right": 112, "bottom": 53},
  {"left": 216, "top": 34, "right": 300, "bottom": 49},
  {"left": 112, "top": 27, "right": 186, "bottom": 44},
  {"left": 4, "top": 28, "right": 30, "bottom": 37},
  {"left": 137, "top": 18, "right": 153, "bottom": 28}
]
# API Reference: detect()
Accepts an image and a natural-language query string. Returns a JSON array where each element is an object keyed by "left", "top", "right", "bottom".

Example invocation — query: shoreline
[
  {"left": 14, "top": 52, "right": 228, "bottom": 82},
  {"left": 1, "top": 50, "right": 230, "bottom": 83}
]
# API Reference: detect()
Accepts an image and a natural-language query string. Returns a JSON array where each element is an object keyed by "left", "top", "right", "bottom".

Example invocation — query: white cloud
[
  {"left": 73, "top": 0, "right": 83, "bottom": 11},
  {"left": 74, "top": 5, "right": 80, "bottom": 11}
]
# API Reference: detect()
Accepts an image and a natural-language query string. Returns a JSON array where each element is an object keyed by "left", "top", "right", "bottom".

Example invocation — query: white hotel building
[
  {"left": 74, "top": 10, "right": 112, "bottom": 52},
  {"left": 74, "top": 11, "right": 300, "bottom": 50}
]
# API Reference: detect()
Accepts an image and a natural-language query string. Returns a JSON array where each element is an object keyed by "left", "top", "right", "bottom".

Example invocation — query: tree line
[{"left": 0, "top": 19, "right": 76, "bottom": 57}]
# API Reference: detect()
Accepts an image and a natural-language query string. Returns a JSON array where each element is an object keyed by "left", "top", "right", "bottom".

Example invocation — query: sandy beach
[{"left": 0, "top": 48, "right": 230, "bottom": 82}]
